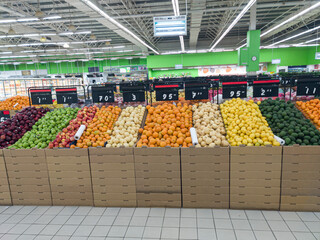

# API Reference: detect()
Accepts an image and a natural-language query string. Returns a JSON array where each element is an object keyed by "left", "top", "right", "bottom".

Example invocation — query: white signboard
[
  {"left": 315, "top": 52, "right": 320, "bottom": 60},
  {"left": 154, "top": 15, "right": 187, "bottom": 37},
  {"left": 175, "top": 64, "right": 183, "bottom": 69},
  {"left": 272, "top": 59, "right": 281, "bottom": 64}
]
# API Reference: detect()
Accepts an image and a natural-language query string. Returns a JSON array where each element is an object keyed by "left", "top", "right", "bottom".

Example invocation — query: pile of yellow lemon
[{"left": 220, "top": 98, "right": 280, "bottom": 146}]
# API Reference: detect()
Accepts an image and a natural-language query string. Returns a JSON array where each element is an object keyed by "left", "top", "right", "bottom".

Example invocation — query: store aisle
[{"left": 0, "top": 206, "right": 319, "bottom": 240}]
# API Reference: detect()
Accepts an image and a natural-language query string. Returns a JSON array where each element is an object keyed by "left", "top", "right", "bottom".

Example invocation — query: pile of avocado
[{"left": 259, "top": 98, "right": 320, "bottom": 145}]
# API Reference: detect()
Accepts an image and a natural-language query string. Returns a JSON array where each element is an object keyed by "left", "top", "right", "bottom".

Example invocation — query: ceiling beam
[{"left": 189, "top": 0, "right": 206, "bottom": 49}]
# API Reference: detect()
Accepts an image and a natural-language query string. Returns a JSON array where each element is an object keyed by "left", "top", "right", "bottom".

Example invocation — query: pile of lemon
[{"left": 220, "top": 98, "right": 280, "bottom": 146}]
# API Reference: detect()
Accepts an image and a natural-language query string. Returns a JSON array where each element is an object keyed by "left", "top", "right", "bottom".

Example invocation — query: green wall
[{"left": 151, "top": 69, "right": 198, "bottom": 78}]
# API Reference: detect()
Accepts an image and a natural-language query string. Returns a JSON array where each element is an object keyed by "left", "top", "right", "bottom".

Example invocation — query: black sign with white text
[
  {"left": 123, "top": 91, "right": 145, "bottom": 102},
  {"left": 92, "top": 86, "right": 114, "bottom": 103},
  {"left": 297, "top": 81, "right": 320, "bottom": 96},
  {"left": 30, "top": 89, "right": 53, "bottom": 105},
  {"left": 0, "top": 111, "right": 10, "bottom": 123},
  {"left": 56, "top": 88, "right": 78, "bottom": 104},
  {"left": 222, "top": 82, "right": 247, "bottom": 99}
]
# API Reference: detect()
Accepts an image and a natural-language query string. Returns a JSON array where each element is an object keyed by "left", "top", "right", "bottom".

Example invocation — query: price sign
[
  {"left": 56, "top": 88, "right": 78, "bottom": 104},
  {"left": 253, "top": 80, "right": 280, "bottom": 97},
  {"left": 222, "top": 82, "right": 247, "bottom": 99},
  {"left": 0, "top": 110, "right": 10, "bottom": 123},
  {"left": 123, "top": 91, "right": 145, "bottom": 102},
  {"left": 185, "top": 87, "right": 208, "bottom": 100},
  {"left": 281, "top": 79, "right": 291, "bottom": 86},
  {"left": 156, "top": 90, "right": 179, "bottom": 101},
  {"left": 297, "top": 81, "right": 320, "bottom": 96},
  {"left": 92, "top": 86, "right": 114, "bottom": 103},
  {"left": 30, "top": 89, "right": 53, "bottom": 105}
]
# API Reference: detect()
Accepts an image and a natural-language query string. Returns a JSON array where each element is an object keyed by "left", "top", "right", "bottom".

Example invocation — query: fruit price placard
[
  {"left": 185, "top": 82, "right": 209, "bottom": 100},
  {"left": 123, "top": 91, "right": 145, "bottom": 102},
  {"left": 154, "top": 84, "right": 179, "bottom": 101},
  {"left": 0, "top": 110, "right": 10, "bottom": 122},
  {"left": 253, "top": 80, "right": 280, "bottom": 98},
  {"left": 92, "top": 86, "right": 115, "bottom": 103},
  {"left": 30, "top": 89, "right": 53, "bottom": 105},
  {"left": 56, "top": 88, "right": 78, "bottom": 104},
  {"left": 297, "top": 80, "right": 320, "bottom": 96},
  {"left": 222, "top": 81, "right": 247, "bottom": 99}
]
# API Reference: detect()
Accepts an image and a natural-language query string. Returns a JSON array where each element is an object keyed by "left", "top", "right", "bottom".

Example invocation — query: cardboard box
[
  {"left": 91, "top": 170, "right": 135, "bottom": 178},
  {"left": 134, "top": 147, "right": 180, "bottom": 164},
  {"left": 11, "top": 191, "right": 51, "bottom": 199},
  {"left": 183, "top": 193, "right": 229, "bottom": 202},
  {"left": 183, "top": 200, "right": 228, "bottom": 208},
  {"left": 13, "top": 198, "right": 51, "bottom": 205},
  {"left": 231, "top": 201, "right": 279, "bottom": 210},
  {"left": 94, "top": 199, "right": 136, "bottom": 207},
  {"left": 231, "top": 187, "right": 280, "bottom": 195},
  {"left": 5, "top": 163, "right": 47, "bottom": 171},
  {"left": 182, "top": 178, "right": 229, "bottom": 186},
  {"left": 135, "top": 177, "right": 180, "bottom": 186},
  {"left": 91, "top": 163, "right": 135, "bottom": 171},
  {"left": 3, "top": 149, "right": 47, "bottom": 164},
  {"left": 10, "top": 184, "right": 50, "bottom": 192},
  {"left": 135, "top": 162, "right": 180, "bottom": 171},
  {"left": 137, "top": 192, "right": 181, "bottom": 207},
  {"left": 231, "top": 170, "right": 280, "bottom": 179},
  {"left": 48, "top": 170, "right": 91, "bottom": 179},
  {"left": 281, "top": 187, "right": 320, "bottom": 196},
  {"left": 282, "top": 171, "right": 320, "bottom": 180},
  {"left": 53, "top": 198, "right": 93, "bottom": 206},
  {"left": 93, "top": 192, "right": 136, "bottom": 201},
  {"left": 0, "top": 150, "right": 11, "bottom": 205},
  {"left": 182, "top": 171, "right": 228, "bottom": 179},
  {"left": 47, "top": 163, "right": 90, "bottom": 171},
  {"left": 230, "top": 179, "right": 280, "bottom": 187},
  {"left": 182, "top": 163, "right": 229, "bottom": 171},
  {"left": 92, "top": 177, "right": 135, "bottom": 186},
  {"left": 182, "top": 186, "right": 229, "bottom": 194},
  {"left": 93, "top": 185, "right": 136, "bottom": 193},
  {"left": 135, "top": 170, "right": 180, "bottom": 179},
  {"left": 8, "top": 177, "right": 50, "bottom": 185},
  {"left": 136, "top": 185, "right": 180, "bottom": 193}
]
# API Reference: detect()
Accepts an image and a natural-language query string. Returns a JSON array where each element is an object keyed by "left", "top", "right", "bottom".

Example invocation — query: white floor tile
[
  {"left": 229, "top": 210, "right": 247, "bottom": 219},
  {"left": 97, "top": 216, "right": 116, "bottom": 226},
  {"left": 34, "top": 236, "right": 52, "bottom": 240},
  {"left": 118, "top": 208, "right": 135, "bottom": 217},
  {"left": 180, "top": 217, "right": 196, "bottom": 228},
  {"left": 40, "top": 224, "right": 62, "bottom": 235},
  {"left": 73, "top": 207, "right": 92, "bottom": 216},
  {"left": 161, "top": 227, "right": 179, "bottom": 239},
  {"left": 196, "top": 209, "right": 213, "bottom": 219},
  {"left": 0, "top": 234, "right": 20, "bottom": 240},
  {"left": 81, "top": 215, "right": 101, "bottom": 225},
  {"left": 164, "top": 208, "right": 180, "bottom": 218},
  {"left": 5, "top": 215, "right": 26, "bottom": 224},
  {"left": 179, "top": 227, "right": 197, "bottom": 240},
  {"left": 235, "top": 230, "right": 256, "bottom": 240},
  {"left": 126, "top": 226, "right": 144, "bottom": 238},
  {"left": 198, "top": 228, "right": 217, "bottom": 240},
  {"left": 20, "top": 215, "right": 41, "bottom": 224},
  {"left": 23, "top": 224, "right": 46, "bottom": 235},
  {"left": 314, "top": 212, "right": 320, "bottom": 220},
  {"left": 88, "top": 237, "right": 105, "bottom": 240},
  {"left": 305, "top": 221, "right": 320, "bottom": 232},
  {"left": 0, "top": 215, "right": 11, "bottom": 224},
  {"left": 249, "top": 219, "right": 270, "bottom": 231},
  {"left": 70, "top": 237, "right": 87, "bottom": 240},
  {"left": 65, "top": 215, "right": 85, "bottom": 225},
  {"left": 103, "top": 208, "right": 120, "bottom": 216},
  {"left": 273, "top": 231, "right": 296, "bottom": 240},
  {"left": 146, "top": 217, "right": 163, "bottom": 227},
  {"left": 51, "top": 236, "right": 70, "bottom": 240},
  {"left": 130, "top": 216, "right": 148, "bottom": 226},
  {"left": 214, "top": 219, "right": 233, "bottom": 229},
  {"left": 212, "top": 209, "right": 229, "bottom": 219},
  {"left": 231, "top": 219, "right": 251, "bottom": 230},
  {"left": 286, "top": 220, "right": 309, "bottom": 232},
  {"left": 0, "top": 207, "right": 9, "bottom": 214},
  {"left": 88, "top": 208, "right": 105, "bottom": 216},
  {"left": 16, "top": 207, "right": 36, "bottom": 215},
  {"left": 17, "top": 235, "right": 37, "bottom": 240},
  {"left": 34, "top": 215, "right": 55, "bottom": 225},
  {"left": 50, "top": 216, "right": 70, "bottom": 225},
  {"left": 43, "top": 206, "right": 64, "bottom": 215},
  {"left": 197, "top": 218, "right": 214, "bottom": 229},
  {"left": 2, "top": 206, "right": 23, "bottom": 215},
  {"left": 245, "top": 210, "right": 264, "bottom": 220},
  {"left": 0, "top": 223, "right": 15, "bottom": 234},
  {"left": 58, "top": 207, "right": 78, "bottom": 216},
  {"left": 56, "top": 225, "right": 78, "bottom": 236},
  {"left": 216, "top": 229, "right": 236, "bottom": 240},
  {"left": 293, "top": 232, "right": 317, "bottom": 240},
  {"left": 280, "top": 212, "right": 300, "bottom": 221},
  {"left": 262, "top": 211, "right": 282, "bottom": 221},
  {"left": 149, "top": 208, "right": 165, "bottom": 217},
  {"left": 163, "top": 217, "right": 180, "bottom": 228},
  {"left": 143, "top": 226, "right": 161, "bottom": 238},
  {"left": 181, "top": 209, "right": 196, "bottom": 218},
  {"left": 30, "top": 206, "right": 50, "bottom": 215},
  {"left": 90, "top": 225, "right": 111, "bottom": 237},
  {"left": 297, "top": 212, "right": 319, "bottom": 222},
  {"left": 73, "top": 225, "right": 94, "bottom": 236},
  {"left": 267, "top": 220, "right": 290, "bottom": 232},
  {"left": 254, "top": 230, "right": 276, "bottom": 240},
  {"left": 133, "top": 208, "right": 150, "bottom": 217},
  {"left": 107, "top": 226, "right": 127, "bottom": 237},
  {"left": 113, "top": 216, "right": 131, "bottom": 226},
  {"left": 8, "top": 224, "right": 30, "bottom": 234}
]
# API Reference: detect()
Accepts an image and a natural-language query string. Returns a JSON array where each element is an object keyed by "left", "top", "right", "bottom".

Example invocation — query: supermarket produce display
[
  {"left": 221, "top": 98, "right": 280, "bottom": 146},
  {"left": 296, "top": 99, "right": 320, "bottom": 130},
  {"left": 259, "top": 99, "right": 320, "bottom": 145},
  {"left": 9, "top": 108, "right": 79, "bottom": 149},
  {"left": 0, "top": 107, "right": 50, "bottom": 149},
  {"left": 0, "top": 96, "right": 30, "bottom": 111}
]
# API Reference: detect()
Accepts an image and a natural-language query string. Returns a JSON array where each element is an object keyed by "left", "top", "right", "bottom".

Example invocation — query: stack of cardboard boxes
[
  {"left": 4, "top": 149, "right": 51, "bottom": 205},
  {"left": 281, "top": 146, "right": 320, "bottom": 211},
  {"left": 134, "top": 147, "right": 181, "bottom": 207},
  {"left": 45, "top": 148, "right": 93, "bottom": 206},
  {"left": 89, "top": 147, "right": 136, "bottom": 207},
  {"left": 181, "top": 147, "right": 229, "bottom": 208},
  {"left": 230, "top": 146, "right": 282, "bottom": 210},
  {"left": 0, "top": 150, "right": 11, "bottom": 205}
]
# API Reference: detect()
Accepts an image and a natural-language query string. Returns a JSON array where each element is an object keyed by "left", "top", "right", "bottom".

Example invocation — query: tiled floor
[{"left": 0, "top": 206, "right": 319, "bottom": 239}]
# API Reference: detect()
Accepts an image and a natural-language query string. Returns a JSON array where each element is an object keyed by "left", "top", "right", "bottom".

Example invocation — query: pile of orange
[
  {"left": 76, "top": 106, "right": 121, "bottom": 148},
  {"left": 0, "top": 96, "right": 30, "bottom": 110},
  {"left": 137, "top": 102, "right": 193, "bottom": 147},
  {"left": 296, "top": 99, "right": 320, "bottom": 129}
]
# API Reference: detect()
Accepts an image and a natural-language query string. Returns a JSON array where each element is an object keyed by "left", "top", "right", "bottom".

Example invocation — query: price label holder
[
  {"left": 222, "top": 81, "right": 247, "bottom": 99},
  {"left": 185, "top": 82, "right": 209, "bottom": 100},
  {"left": 253, "top": 79, "right": 280, "bottom": 98},
  {"left": 297, "top": 79, "right": 320, "bottom": 96},
  {"left": 56, "top": 88, "right": 78, "bottom": 104},
  {"left": 280, "top": 78, "right": 292, "bottom": 87},
  {"left": 154, "top": 84, "right": 179, "bottom": 101},
  {"left": 0, "top": 110, "right": 10, "bottom": 123},
  {"left": 92, "top": 85, "right": 115, "bottom": 103},
  {"left": 120, "top": 83, "right": 146, "bottom": 102},
  {"left": 208, "top": 78, "right": 220, "bottom": 88},
  {"left": 30, "top": 89, "right": 53, "bottom": 105}
]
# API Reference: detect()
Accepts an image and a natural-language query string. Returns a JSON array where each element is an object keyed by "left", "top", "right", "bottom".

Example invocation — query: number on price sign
[
  {"left": 297, "top": 81, "right": 320, "bottom": 96},
  {"left": 185, "top": 87, "right": 209, "bottom": 100},
  {"left": 155, "top": 90, "right": 179, "bottom": 101},
  {"left": 253, "top": 85, "right": 279, "bottom": 97},
  {"left": 123, "top": 91, "right": 145, "bottom": 102},
  {"left": 30, "top": 89, "right": 53, "bottom": 105},
  {"left": 92, "top": 86, "right": 114, "bottom": 103},
  {"left": 222, "top": 83, "right": 247, "bottom": 99},
  {"left": 56, "top": 88, "right": 78, "bottom": 104},
  {"left": 0, "top": 111, "right": 10, "bottom": 123}
]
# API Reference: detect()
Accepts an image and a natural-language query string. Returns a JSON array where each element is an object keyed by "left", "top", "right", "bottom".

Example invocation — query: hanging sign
[
  {"left": 56, "top": 88, "right": 78, "bottom": 104},
  {"left": 253, "top": 80, "right": 280, "bottom": 97},
  {"left": 222, "top": 81, "right": 247, "bottom": 99},
  {"left": 154, "top": 84, "right": 179, "bottom": 101},
  {"left": 297, "top": 81, "right": 320, "bottom": 96},
  {"left": 30, "top": 89, "right": 53, "bottom": 105},
  {"left": 0, "top": 111, "right": 10, "bottom": 122}
]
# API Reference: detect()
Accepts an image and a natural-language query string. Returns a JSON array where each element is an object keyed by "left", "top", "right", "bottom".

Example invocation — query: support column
[{"left": 247, "top": 3, "right": 258, "bottom": 76}]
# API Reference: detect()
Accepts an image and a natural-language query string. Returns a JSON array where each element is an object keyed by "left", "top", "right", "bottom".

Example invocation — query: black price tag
[
  {"left": 156, "top": 90, "right": 179, "bottom": 101},
  {"left": 222, "top": 82, "right": 247, "bottom": 99},
  {"left": 253, "top": 85, "right": 279, "bottom": 97},
  {"left": 92, "top": 87, "right": 114, "bottom": 103},
  {"left": 297, "top": 81, "right": 320, "bottom": 96},
  {"left": 185, "top": 87, "right": 208, "bottom": 100},
  {"left": 281, "top": 79, "right": 291, "bottom": 86},
  {"left": 30, "top": 89, "right": 53, "bottom": 105},
  {"left": 56, "top": 88, "right": 78, "bottom": 104},
  {"left": 0, "top": 110, "right": 10, "bottom": 123},
  {"left": 123, "top": 91, "right": 145, "bottom": 102}
]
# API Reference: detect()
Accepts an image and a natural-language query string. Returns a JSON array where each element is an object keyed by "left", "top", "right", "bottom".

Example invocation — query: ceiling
[{"left": 0, "top": 0, "right": 319, "bottom": 63}]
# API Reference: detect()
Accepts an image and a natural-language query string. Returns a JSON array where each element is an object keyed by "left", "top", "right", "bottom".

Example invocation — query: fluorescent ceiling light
[
  {"left": 0, "top": 52, "right": 12, "bottom": 54},
  {"left": 261, "top": 2, "right": 320, "bottom": 37},
  {"left": 160, "top": 68, "right": 169, "bottom": 70},
  {"left": 59, "top": 32, "right": 73, "bottom": 36},
  {"left": 26, "top": 62, "right": 34, "bottom": 64},
  {"left": 269, "top": 25, "right": 320, "bottom": 46},
  {"left": 81, "top": 0, "right": 159, "bottom": 54},
  {"left": 155, "top": 31, "right": 187, "bottom": 37},
  {"left": 179, "top": 36, "right": 185, "bottom": 52},
  {"left": 117, "top": 50, "right": 133, "bottom": 52},
  {"left": 113, "top": 46, "right": 125, "bottom": 49},
  {"left": 76, "top": 31, "right": 91, "bottom": 34},
  {"left": 40, "top": 33, "right": 56, "bottom": 36},
  {"left": 209, "top": 0, "right": 256, "bottom": 51},
  {"left": 17, "top": 18, "right": 39, "bottom": 22},
  {"left": 294, "top": 44, "right": 319, "bottom": 47},
  {"left": 171, "top": 0, "right": 185, "bottom": 52},
  {"left": 125, "top": 57, "right": 133, "bottom": 59},
  {"left": 111, "top": 57, "right": 118, "bottom": 60},
  {"left": 0, "top": 19, "right": 16, "bottom": 23},
  {"left": 23, "top": 34, "right": 40, "bottom": 37},
  {"left": 305, "top": 37, "right": 320, "bottom": 44},
  {"left": 43, "top": 15, "right": 61, "bottom": 20}
]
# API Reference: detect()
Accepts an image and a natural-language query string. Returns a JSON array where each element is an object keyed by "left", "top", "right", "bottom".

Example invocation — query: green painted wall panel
[{"left": 151, "top": 69, "right": 198, "bottom": 78}]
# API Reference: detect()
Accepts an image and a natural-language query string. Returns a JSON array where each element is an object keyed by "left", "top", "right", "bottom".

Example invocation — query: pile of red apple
[
  {"left": 49, "top": 106, "right": 98, "bottom": 148},
  {"left": 0, "top": 107, "right": 50, "bottom": 149}
]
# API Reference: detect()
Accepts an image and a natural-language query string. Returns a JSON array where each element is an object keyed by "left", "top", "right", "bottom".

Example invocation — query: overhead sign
[
  {"left": 154, "top": 15, "right": 187, "bottom": 37},
  {"left": 316, "top": 52, "right": 320, "bottom": 60},
  {"left": 272, "top": 59, "right": 281, "bottom": 64}
]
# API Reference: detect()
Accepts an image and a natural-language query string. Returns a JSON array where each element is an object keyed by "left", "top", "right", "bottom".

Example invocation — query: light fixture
[
  {"left": 0, "top": 19, "right": 16, "bottom": 24},
  {"left": 81, "top": 0, "right": 159, "bottom": 54},
  {"left": 305, "top": 37, "right": 320, "bottom": 44},
  {"left": 125, "top": 57, "right": 133, "bottom": 59},
  {"left": 24, "top": 34, "right": 40, "bottom": 37},
  {"left": 111, "top": 57, "right": 118, "bottom": 60},
  {"left": 43, "top": 15, "right": 61, "bottom": 20},
  {"left": 63, "top": 43, "right": 70, "bottom": 48},
  {"left": 8, "top": 27, "right": 15, "bottom": 35},
  {"left": 17, "top": 18, "right": 39, "bottom": 22},
  {"left": 26, "top": 62, "right": 34, "bottom": 64},
  {"left": 209, "top": 0, "right": 256, "bottom": 51},
  {"left": 171, "top": 0, "right": 185, "bottom": 52},
  {"left": 179, "top": 36, "right": 185, "bottom": 52}
]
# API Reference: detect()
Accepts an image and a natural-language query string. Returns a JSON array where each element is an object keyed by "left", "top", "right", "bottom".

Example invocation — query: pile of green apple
[{"left": 9, "top": 108, "right": 79, "bottom": 149}]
